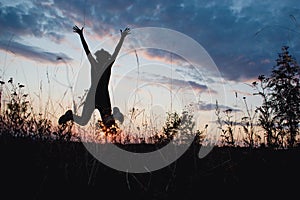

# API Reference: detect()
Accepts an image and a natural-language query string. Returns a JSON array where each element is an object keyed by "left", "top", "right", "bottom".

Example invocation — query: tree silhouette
[{"left": 268, "top": 46, "right": 300, "bottom": 147}]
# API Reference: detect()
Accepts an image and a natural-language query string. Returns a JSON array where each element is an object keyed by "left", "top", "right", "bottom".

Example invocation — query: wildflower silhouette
[{"left": 58, "top": 25, "right": 130, "bottom": 129}]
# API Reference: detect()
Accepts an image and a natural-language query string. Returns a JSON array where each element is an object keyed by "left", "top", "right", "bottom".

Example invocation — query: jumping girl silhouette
[{"left": 58, "top": 25, "right": 130, "bottom": 128}]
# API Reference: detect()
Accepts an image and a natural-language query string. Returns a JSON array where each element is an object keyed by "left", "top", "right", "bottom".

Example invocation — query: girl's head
[{"left": 94, "top": 48, "right": 111, "bottom": 62}]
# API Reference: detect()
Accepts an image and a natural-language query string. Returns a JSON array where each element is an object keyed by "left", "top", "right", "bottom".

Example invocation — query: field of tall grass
[{"left": 0, "top": 74, "right": 299, "bottom": 148}]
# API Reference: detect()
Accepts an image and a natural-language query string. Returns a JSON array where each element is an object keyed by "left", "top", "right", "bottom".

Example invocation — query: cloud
[
  {"left": 2, "top": 0, "right": 300, "bottom": 81},
  {"left": 186, "top": 80, "right": 208, "bottom": 92},
  {"left": 0, "top": 39, "right": 72, "bottom": 63},
  {"left": 0, "top": 1, "right": 73, "bottom": 63},
  {"left": 0, "top": 1, "right": 71, "bottom": 42},
  {"left": 141, "top": 49, "right": 184, "bottom": 66},
  {"left": 138, "top": 71, "right": 216, "bottom": 94},
  {"left": 136, "top": 49, "right": 217, "bottom": 84},
  {"left": 198, "top": 102, "right": 241, "bottom": 112}
]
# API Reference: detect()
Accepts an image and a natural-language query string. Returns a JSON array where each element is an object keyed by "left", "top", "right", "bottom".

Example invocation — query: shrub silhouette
[
  {"left": 254, "top": 46, "right": 300, "bottom": 148},
  {"left": 0, "top": 77, "right": 78, "bottom": 142},
  {"left": 253, "top": 75, "right": 281, "bottom": 147},
  {"left": 153, "top": 108, "right": 205, "bottom": 145}
]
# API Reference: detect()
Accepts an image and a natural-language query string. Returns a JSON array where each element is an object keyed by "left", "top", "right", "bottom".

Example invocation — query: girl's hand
[
  {"left": 120, "top": 27, "right": 130, "bottom": 38},
  {"left": 73, "top": 25, "right": 84, "bottom": 35}
]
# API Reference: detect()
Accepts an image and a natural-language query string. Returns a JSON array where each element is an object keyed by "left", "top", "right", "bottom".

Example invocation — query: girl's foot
[
  {"left": 103, "top": 114, "right": 115, "bottom": 128},
  {"left": 58, "top": 110, "right": 73, "bottom": 125}
]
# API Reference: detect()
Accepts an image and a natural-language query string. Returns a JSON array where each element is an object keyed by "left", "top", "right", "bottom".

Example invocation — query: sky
[{"left": 0, "top": 0, "right": 300, "bottom": 138}]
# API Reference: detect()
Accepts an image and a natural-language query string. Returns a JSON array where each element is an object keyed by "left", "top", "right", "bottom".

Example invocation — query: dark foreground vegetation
[{"left": 1, "top": 134, "right": 300, "bottom": 200}]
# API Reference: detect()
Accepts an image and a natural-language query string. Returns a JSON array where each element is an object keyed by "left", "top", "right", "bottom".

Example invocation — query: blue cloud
[
  {"left": 0, "top": 1, "right": 71, "bottom": 41},
  {"left": 2, "top": 0, "right": 300, "bottom": 80},
  {"left": 138, "top": 71, "right": 213, "bottom": 94},
  {"left": 0, "top": 39, "right": 72, "bottom": 63},
  {"left": 54, "top": 0, "right": 300, "bottom": 81},
  {"left": 198, "top": 102, "right": 241, "bottom": 112}
]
